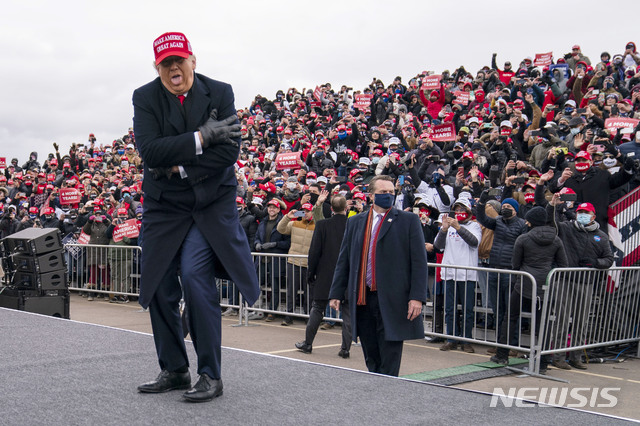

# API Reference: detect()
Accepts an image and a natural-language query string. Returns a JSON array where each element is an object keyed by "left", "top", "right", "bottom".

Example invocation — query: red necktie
[
  {"left": 177, "top": 95, "right": 185, "bottom": 105},
  {"left": 365, "top": 214, "right": 382, "bottom": 289}
]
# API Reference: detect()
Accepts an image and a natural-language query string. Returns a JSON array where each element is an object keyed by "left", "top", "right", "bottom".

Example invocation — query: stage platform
[{"left": 0, "top": 307, "right": 633, "bottom": 425}]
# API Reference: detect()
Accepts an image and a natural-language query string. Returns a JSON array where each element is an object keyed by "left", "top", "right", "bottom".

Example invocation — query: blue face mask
[
  {"left": 374, "top": 193, "right": 395, "bottom": 209},
  {"left": 570, "top": 127, "right": 581, "bottom": 135},
  {"left": 315, "top": 151, "right": 324, "bottom": 158},
  {"left": 275, "top": 181, "right": 284, "bottom": 188},
  {"left": 338, "top": 131, "right": 347, "bottom": 140},
  {"left": 564, "top": 107, "right": 574, "bottom": 115},
  {"left": 576, "top": 213, "right": 592, "bottom": 225},
  {"left": 117, "top": 149, "right": 125, "bottom": 155}
]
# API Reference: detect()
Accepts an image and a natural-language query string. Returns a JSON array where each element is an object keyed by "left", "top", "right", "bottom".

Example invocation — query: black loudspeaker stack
[{"left": 0, "top": 228, "right": 69, "bottom": 319}]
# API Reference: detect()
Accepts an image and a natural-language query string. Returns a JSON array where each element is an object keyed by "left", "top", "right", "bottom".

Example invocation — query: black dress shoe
[
  {"left": 138, "top": 369, "right": 191, "bottom": 393},
  {"left": 295, "top": 341, "right": 312, "bottom": 353},
  {"left": 338, "top": 349, "right": 350, "bottom": 359},
  {"left": 183, "top": 374, "right": 223, "bottom": 402}
]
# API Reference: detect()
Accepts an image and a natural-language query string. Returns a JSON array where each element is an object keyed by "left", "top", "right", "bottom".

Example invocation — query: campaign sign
[
  {"left": 354, "top": 94, "right": 373, "bottom": 110},
  {"left": 534, "top": 52, "right": 553, "bottom": 66},
  {"left": 313, "top": 86, "right": 322, "bottom": 101},
  {"left": 275, "top": 152, "right": 302, "bottom": 170},
  {"left": 550, "top": 64, "right": 570, "bottom": 79},
  {"left": 421, "top": 75, "right": 441, "bottom": 91},
  {"left": 431, "top": 123, "right": 456, "bottom": 142},
  {"left": 0, "top": 157, "right": 5, "bottom": 168},
  {"left": 452, "top": 91, "right": 470, "bottom": 106},
  {"left": 112, "top": 219, "right": 140, "bottom": 243},
  {"left": 59, "top": 188, "right": 82, "bottom": 205},
  {"left": 77, "top": 231, "right": 90, "bottom": 245},
  {"left": 605, "top": 117, "right": 639, "bottom": 133}
]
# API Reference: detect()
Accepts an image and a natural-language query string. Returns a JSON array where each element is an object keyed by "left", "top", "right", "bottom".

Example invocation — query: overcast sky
[{"left": 1, "top": 0, "right": 638, "bottom": 164}]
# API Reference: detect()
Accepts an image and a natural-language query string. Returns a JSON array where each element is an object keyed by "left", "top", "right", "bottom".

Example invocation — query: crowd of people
[{"left": 2, "top": 42, "right": 639, "bottom": 371}]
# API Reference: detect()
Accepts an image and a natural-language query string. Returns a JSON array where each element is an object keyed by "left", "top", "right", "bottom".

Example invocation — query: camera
[
  {"left": 429, "top": 155, "right": 441, "bottom": 162},
  {"left": 488, "top": 188, "right": 501, "bottom": 197},
  {"left": 513, "top": 177, "right": 526, "bottom": 184},
  {"left": 510, "top": 153, "right": 518, "bottom": 162},
  {"left": 559, "top": 193, "right": 577, "bottom": 202},
  {"left": 335, "top": 176, "right": 346, "bottom": 183}
]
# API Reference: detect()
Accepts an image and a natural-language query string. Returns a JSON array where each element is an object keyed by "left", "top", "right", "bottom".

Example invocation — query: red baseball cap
[
  {"left": 117, "top": 208, "right": 128, "bottom": 216},
  {"left": 267, "top": 199, "right": 282, "bottom": 209},
  {"left": 462, "top": 151, "right": 474, "bottom": 160},
  {"left": 353, "top": 192, "right": 367, "bottom": 201},
  {"left": 301, "top": 203, "right": 313, "bottom": 211},
  {"left": 576, "top": 202, "right": 595, "bottom": 213},
  {"left": 153, "top": 32, "right": 193, "bottom": 65},
  {"left": 575, "top": 151, "right": 591, "bottom": 161},
  {"left": 235, "top": 196, "right": 245, "bottom": 204},
  {"left": 306, "top": 172, "right": 317, "bottom": 178}
]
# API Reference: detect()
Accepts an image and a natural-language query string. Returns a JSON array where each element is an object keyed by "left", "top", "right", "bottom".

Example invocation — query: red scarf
[{"left": 357, "top": 209, "right": 389, "bottom": 305}]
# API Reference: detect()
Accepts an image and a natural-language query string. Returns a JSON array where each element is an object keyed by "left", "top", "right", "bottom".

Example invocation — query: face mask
[
  {"left": 564, "top": 107, "right": 575, "bottom": 115},
  {"left": 117, "top": 149, "right": 125, "bottom": 155},
  {"left": 237, "top": 206, "right": 243, "bottom": 212},
  {"left": 374, "top": 193, "right": 394, "bottom": 209},
  {"left": 353, "top": 177, "right": 364, "bottom": 184},
  {"left": 603, "top": 158, "right": 617, "bottom": 168},
  {"left": 287, "top": 183, "right": 297, "bottom": 191},
  {"left": 576, "top": 213, "right": 592, "bottom": 225},
  {"left": 570, "top": 127, "right": 581, "bottom": 135},
  {"left": 501, "top": 207, "right": 514, "bottom": 218},
  {"left": 524, "top": 193, "right": 535, "bottom": 203},
  {"left": 339, "top": 190, "right": 348, "bottom": 197},
  {"left": 558, "top": 124, "right": 569, "bottom": 132},
  {"left": 309, "top": 193, "right": 319, "bottom": 204},
  {"left": 452, "top": 151, "right": 463, "bottom": 160},
  {"left": 29, "top": 214, "right": 37, "bottom": 220},
  {"left": 463, "top": 159, "right": 472, "bottom": 168},
  {"left": 372, "top": 157, "right": 380, "bottom": 164},
  {"left": 315, "top": 151, "right": 324, "bottom": 158},
  {"left": 455, "top": 212, "right": 469, "bottom": 222},
  {"left": 306, "top": 179, "right": 316, "bottom": 185},
  {"left": 605, "top": 82, "right": 613, "bottom": 89},
  {"left": 575, "top": 162, "right": 590, "bottom": 172},
  {"left": 275, "top": 181, "right": 284, "bottom": 188},
  {"left": 338, "top": 131, "right": 347, "bottom": 140}
]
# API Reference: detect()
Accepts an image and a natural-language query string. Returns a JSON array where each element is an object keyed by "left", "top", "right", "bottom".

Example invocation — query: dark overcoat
[
  {"left": 307, "top": 214, "right": 347, "bottom": 300},
  {"left": 133, "top": 73, "right": 260, "bottom": 308},
  {"left": 328, "top": 208, "right": 428, "bottom": 341}
]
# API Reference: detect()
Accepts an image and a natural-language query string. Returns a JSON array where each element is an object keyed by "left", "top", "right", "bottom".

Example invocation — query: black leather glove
[
  {"left": 198, "top": 109, "right": 241, "bottom": 149},
  {"left": 624, "top": 156, "right": 636, "bottom": 171},
  {"left": 148, "top": 167, "right": 173, "bottom": 180},
  {"left": 262, "top": 242, "right": 277, "bottom": 249},
  {"left": 605, "top": 143, "right": 618, "bottom": 157},
  {"left": 479, "top": 189, "right": 490, "bottom": 204}
]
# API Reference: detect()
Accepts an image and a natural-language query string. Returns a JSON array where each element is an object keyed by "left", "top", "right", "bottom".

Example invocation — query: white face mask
[
  {"left": 603, "top": 158, "right": 617, "bottom": 168},
  {"left": 287, "top": 183, "right": 297, "bottom": 190},
  {"left": 306, "top": 179, "right": 316, "bottom": 185}
]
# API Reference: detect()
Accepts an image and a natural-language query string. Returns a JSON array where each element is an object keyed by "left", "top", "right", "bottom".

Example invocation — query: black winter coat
[
  {"left": 554, "top": 220, "right": 614, "bottom": 270},
  {"left": 476, "top": 204, "right": 528, "bottom": 268},
  {"left": 512, "top": 226, "right": 568, "bottom": 298},
  {"left": 307, "top": 214, "right": 347, "bottom": 300}
]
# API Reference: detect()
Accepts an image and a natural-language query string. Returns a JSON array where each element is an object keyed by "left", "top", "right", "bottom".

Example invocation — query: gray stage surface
[{"left": 0, "top": 308, "right": 632, "bottom": 425}]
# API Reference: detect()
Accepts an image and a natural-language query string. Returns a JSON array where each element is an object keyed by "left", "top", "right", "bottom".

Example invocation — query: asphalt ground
[{"left": 69, "top": 293, "right": 639, "bottom": 421}]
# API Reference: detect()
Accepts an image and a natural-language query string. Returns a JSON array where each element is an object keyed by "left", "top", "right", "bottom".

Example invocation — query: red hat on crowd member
[
  {"left": 462, "top": 151, "right": 474, "bottom": 160},
  {"left": 121, "top": 186, "right": 131, "bottom": 194},
  {"left": 353, "top": 192, "right": 367, "bottom": 201},
  {"left": 349, "top": 169, "right": 362, "bottom": 179},
  {"left": 117, "top": 208, "right": 128, "bottom": 217},
  {"left": 284, "top": 128, "right": 292, "bottom": 136},
  {"left": 559, "top": 187, "right": 576, "bottom": 195},
  {"left": 389, "top": 152, "right": 402, "bottom": 161},
  {"left": 337, "top": 124, "right": 347, "bottom": 132},
  {"left": 306, "top": 171, "right": 317, "bottom": 179},
  {"left": 235, "top": 196, "right": 245, "bottom": 204},
  {"left": 557, "top": 57, "right": 566, "bottom": 64},
  {"left": 372, "top": 149, "right": 383, "bottom": 156},
  {"left": 266, "top": 199, "right": 283, "bottom": 209},
  {"left": 43, "top": 206, "right": 55, "bottom": 215},
  {"left": 576, "top": 151, "right": 591, "bottom": 161},
  {"left": 46, "top": 184, "right": 54, "bottom": 190},
  {"left": 430, "top": 90, "right": 439, "bottom": 97},
  {"left": 576, "top": 202, "right": 595, "bottom": 214},
  {"left": 50, "top": 159, "right": 58, "bottom": 166},
  {"left": 528, "top": 169, "right": 541, "bottom": 177},
  {"left": 153, "top": 32, "right": 193, "bottom": 66},
  {"left": 259, "top": 182, "right": 276, "bottom": 194},
  {"left": 276, "top": 126, "right": 284, "bottom": 132},
  {"left": 0, "top": 175, "right": 6, "bottom": 183},
  {"left": 301, "top": 203, "right": 313, "bottom": 211},
  {"left": 47, "top": 174, "right": 56, "bottom": 182},
  {"left": 29, "top": 207, "right": 39, "bottom": 215}
]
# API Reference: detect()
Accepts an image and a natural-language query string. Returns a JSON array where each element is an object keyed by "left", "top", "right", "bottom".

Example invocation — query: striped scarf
[{"left": 357, "top": 209, "right": 388, "bottom": 305}]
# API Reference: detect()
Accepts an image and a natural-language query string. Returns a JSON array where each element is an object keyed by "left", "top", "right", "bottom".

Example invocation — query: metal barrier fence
[
  {"left": 65, "top": 243, "right": 142, "bottom": 300},
  {"left": 424, "top": 263, "right": 538, "bottom": 373},
  {"left": 537, "top": 266, "right": 640, "bottom": 370}
]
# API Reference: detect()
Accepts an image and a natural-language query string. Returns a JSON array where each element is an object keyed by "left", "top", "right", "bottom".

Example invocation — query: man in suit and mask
[
  {"left": 134, "top": 32, "right": 260, "bottom": 402},
  {"left": 329, "top": 175, "right": 428, "bottom": 376}
]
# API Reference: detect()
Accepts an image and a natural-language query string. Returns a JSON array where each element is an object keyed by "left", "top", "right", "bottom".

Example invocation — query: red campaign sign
[
  {"left": 431, "top": 123, "right": 456, "bottom": 142},
  {"left": 452, "top": 91, "right": 470, "bottom": 106},
  {"left": 313, "top": 86, "right": 322, "bottom": 101},
  {"left": 77, "top": 231, "right": 90, "bottom": 245},
  {"left": 0, "top": 157, "right": 5, "bottom": 168},
  {"left": 605, "top": 117, "right": 639, "bottom": 134},
  {"left": 354, "top": 94, "right": 373, "bottom": 110},
  {"left": 275, "top": 152, "right": 302, "bottom": 170},
  {"left": 112, "top": 219, "right": 140, "bottom": 243},
  {"left": 421, "top": 75, "right": 441, "bottom": 91},
  {"left": 534, "top": 52, "right": 553, "bottom": 66},
  {"left": 309, "top": 100, "right": 321, "bottom": 108},
  {"left": 59, "top": 188, "right": 82, "bottom": 205}
]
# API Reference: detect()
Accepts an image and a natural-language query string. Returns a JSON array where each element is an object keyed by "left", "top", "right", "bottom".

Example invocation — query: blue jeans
[
  {"left": 488, "top": 271, "right": 514, "bottom": 338},
  {"left": 444, "top": 280, "right": 476, "bottom": 342}
]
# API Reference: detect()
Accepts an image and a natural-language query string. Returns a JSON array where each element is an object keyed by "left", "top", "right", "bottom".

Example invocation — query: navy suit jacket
[
  {"left": 133, "top": 73, "right": 260, "bottom": 308},
  {"left": 328, "top": 208, "right": 428, "bottom": 341}
]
